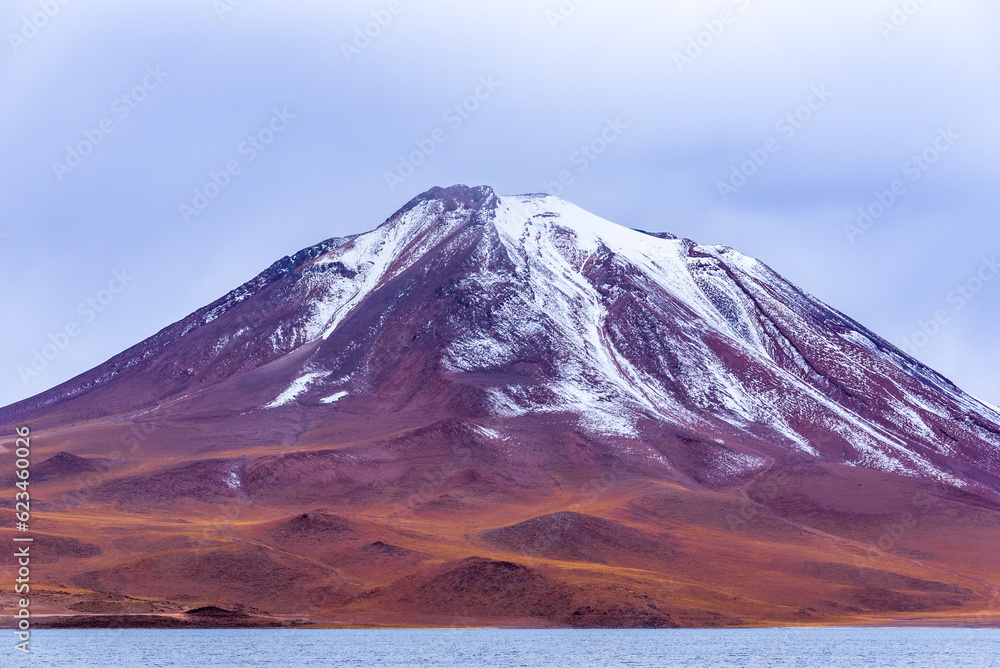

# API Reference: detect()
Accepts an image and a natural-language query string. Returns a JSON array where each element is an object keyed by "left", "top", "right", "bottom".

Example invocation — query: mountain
[{"left": 2, "top": 185, "right": 999, "bottom": 628}]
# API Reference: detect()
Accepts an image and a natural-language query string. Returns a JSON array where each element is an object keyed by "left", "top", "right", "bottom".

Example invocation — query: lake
[{"left": 9, "top": 628, "right": 999, "bottom": 667}]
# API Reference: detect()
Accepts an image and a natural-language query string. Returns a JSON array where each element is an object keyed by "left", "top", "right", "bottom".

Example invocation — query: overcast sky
[{"left": 1, "top": 0, "right": 998, "bottom": 409}]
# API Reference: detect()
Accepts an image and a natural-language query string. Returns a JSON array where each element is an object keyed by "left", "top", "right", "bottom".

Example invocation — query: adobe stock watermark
[
  {"left": 213, "top": 0, "right": 247, "bottom": 21},
  {"left": 716, "top": 85, "right": 832, "bottom": 202},
  {"left": 844, "top": 127, "right": 958, "bottom": 244},
  {"left": 179, "top": 107, "right": 295, "bottom": 224},
  {"left": 7, "top": 0, "right": 71, "bottom": 54},
  {"left": 899, "top": 255, "right": 998, "bottom": 357},
  {"left": 878, "top": 0, "right": 931, "bottom": 40},
  {"left": 17, "top": 269, "right": 136, "bottom": 385},
  {"left": 52, "top": 66, "right": 169, "bottom": 183},
  {"left": 384, "top": 76, "right": 501, "bottom": 193},
  {"left": 674, "top": 0, "right": 754, "bottom": 73},
  {"left": 341, "top": 0, "right": 408, "bottom": 63},
  {"left": 541, "top": 117, "right": 628, "bottom": 196},
  {"left": 545, "top": 0, "right": 588, "bottom": 31},
  {"left": 59, "top": 411, "right": 167, "bottom": 509},
  {"left": 392, "top": 443, "right": 474, "bottom": 518},
  {"left": 847, "top": 477, "right": 953, "bottom": 578}
]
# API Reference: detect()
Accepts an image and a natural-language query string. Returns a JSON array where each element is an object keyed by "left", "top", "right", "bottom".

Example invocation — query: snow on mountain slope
[
  {"left": 3, "top": 185, "right": 998, "bottom": 494},
  {"left": 373, "top": 191, "right": 996, "bottom": 487}
]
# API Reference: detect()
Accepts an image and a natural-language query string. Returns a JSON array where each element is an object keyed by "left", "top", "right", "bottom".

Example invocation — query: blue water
[{"left": 7, "top": 628, "right": 999, "bottom": 667}]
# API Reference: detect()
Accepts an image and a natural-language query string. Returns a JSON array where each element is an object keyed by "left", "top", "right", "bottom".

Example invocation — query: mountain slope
[
  {"left": 5, "top": 185, "right": 997, "bottom": 489},
  {"left": 2, "top": 185, "right": 998, "bottom": 628}
]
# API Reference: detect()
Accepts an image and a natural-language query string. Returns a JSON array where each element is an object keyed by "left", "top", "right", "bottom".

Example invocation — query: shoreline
[{"left": 4, "top": 613, "right": 998, "bottom": 631}]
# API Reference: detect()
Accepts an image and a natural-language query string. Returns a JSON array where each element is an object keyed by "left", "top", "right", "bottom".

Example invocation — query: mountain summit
[{"left": 2, "top": 185, "right": 999, "bottom": 627}]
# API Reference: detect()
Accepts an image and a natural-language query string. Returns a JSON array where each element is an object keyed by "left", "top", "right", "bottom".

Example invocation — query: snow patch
[
  {"left": 265, "top": 372, "right": 327, "bottom": 408},
  {"left": 714, "top": 450, "right": 769, "bottom": 477},
  {"left": 472, "top": 424, "right": 503, "bottom": 439},
  {"left": 320, "top": 391, "right": 348, "bottom": 404}
]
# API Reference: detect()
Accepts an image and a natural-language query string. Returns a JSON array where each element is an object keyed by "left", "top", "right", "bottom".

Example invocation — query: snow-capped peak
[{"left": 7, "top": 185, "right": 998, "bottom": 496}]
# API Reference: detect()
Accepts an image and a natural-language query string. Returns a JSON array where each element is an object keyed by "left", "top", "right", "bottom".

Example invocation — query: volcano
[{"left": 2, "top": 185, "right": 999, "bottom": 628}]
